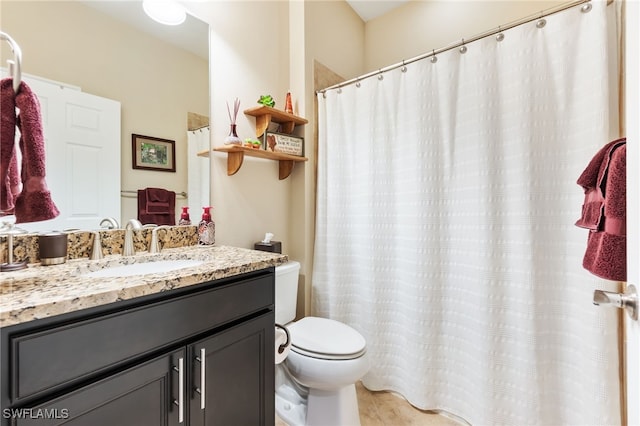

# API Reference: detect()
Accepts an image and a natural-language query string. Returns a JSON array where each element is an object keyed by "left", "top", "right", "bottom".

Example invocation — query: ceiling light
[{"left": 143, "top": 0, "right": 186, "bottom": 26}]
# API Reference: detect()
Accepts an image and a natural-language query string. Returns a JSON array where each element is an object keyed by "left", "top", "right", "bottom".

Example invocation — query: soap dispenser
[
  {"left": 179, "top": 206, "right": 191, "bottom": 225},
  {"left": 198, "top": 207, "right": 215, "bottom": 245}
]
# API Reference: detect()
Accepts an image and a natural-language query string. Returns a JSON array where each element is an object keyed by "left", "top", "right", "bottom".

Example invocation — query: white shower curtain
[
  {"left": 314, "top": 3, "right": 621, "bottom": 425},
  {"left": 187, "top": 127, "right": 211, "bottom": 216}
]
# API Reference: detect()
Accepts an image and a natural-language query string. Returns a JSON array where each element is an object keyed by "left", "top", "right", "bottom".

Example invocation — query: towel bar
[
  {"left": 120, "top": 190, "right": 187, "bottom": 199},
  {"left": 0, "top": 31, "right": 22, "bottom": 93}
]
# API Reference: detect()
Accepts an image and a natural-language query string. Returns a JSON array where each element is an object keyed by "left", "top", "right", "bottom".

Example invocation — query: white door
[
  {"left": 8, "top": 74, "right": 121, "bottom": 232},
  {"left": 625, "top": 1, "right": 640, "bottom": 424}
]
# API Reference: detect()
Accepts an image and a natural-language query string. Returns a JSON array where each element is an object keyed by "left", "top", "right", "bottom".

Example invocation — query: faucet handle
[
  {"left": 123, "top": 228, "right": 136, "bottom": 257},
  {"left": 149, "top": 225, "right": 170, "bottom": 254},
  {"left": 91, "top": 231, "right": 103, "bottom": 260}
]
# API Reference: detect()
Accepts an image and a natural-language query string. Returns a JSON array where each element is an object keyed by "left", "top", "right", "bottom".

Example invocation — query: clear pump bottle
[{"left": 198, "top": 207, "right": 215, "bottom": 245}]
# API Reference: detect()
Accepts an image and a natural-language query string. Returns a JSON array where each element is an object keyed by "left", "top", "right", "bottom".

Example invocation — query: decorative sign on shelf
[{"left": 263, "top": 132, "right": 304, "bottom": 157}]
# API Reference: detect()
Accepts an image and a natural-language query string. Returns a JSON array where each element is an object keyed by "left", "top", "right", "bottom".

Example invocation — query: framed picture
[
  {"left": 132, "top": 134, "right": 176, "bottom": 172},
  {"left": 263, "top": 132, "right": 304, "bottom": 157}
]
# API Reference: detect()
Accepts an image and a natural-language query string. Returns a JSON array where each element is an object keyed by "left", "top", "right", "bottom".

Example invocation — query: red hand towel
[
  {"left": 137, "top": 188, "right": 175, "bottom": 226},
  {"left": 145, "top": 187, "right": 171, "bottom": 214},
  {"left": 576, "top": 139, "right": 626, "bottom": 281},
  {"left": 11, "top": 80, "right": 59, "bottom": 223},
  {"left": 0, "top": 78, "right": 21, "bottom": 214}
]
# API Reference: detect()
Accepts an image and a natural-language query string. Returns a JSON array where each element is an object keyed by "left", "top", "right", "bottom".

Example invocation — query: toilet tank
[{"left": 275, "top": 261, "right": 300, "bottom": 324}]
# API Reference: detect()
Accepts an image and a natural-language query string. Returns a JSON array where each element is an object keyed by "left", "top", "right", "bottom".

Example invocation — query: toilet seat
[{"left": 287, "top": 317, "right": 366, "bottom": 360}]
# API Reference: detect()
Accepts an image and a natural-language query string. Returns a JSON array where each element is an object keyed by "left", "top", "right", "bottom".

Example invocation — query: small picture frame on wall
[
  {"left": 263, "top": 132, "right": 304, "bottom": 157},
  {"left": 132, "top": 134, "right": 176, "bottom": 172}
]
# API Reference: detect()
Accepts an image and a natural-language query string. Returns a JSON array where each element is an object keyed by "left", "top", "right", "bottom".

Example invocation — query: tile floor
[{"left": 276, "top": 382, "right": 462, "bottom": 426}]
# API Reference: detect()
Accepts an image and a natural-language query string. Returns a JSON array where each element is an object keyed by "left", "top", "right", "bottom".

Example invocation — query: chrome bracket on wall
[{"left": 593, "top": 284, "right": 638, "bottom": 321}]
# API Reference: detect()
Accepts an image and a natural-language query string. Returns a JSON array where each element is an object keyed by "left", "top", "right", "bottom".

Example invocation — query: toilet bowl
[{"left": 275, "top": 262, "right": 369, "bottom": 426}]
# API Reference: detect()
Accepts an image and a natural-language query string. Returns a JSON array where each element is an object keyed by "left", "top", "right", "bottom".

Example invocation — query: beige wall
[
  {"left": 1, "top": 1, "right": 208, "bottom": 226},
  {"left": 185, "top": 0, "right": 364, "bottom": 317},
  {"left": 186, "top": 1, "right": 295, "bottom": 253},
  {"left": 364, "top": 0, "right": 566, "bottom": 72}
]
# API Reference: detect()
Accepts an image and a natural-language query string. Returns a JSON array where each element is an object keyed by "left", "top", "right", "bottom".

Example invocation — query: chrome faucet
[
  {"left": 123, "top": 219, "right": 142, "bottom": 256},
  {"left": 149, "top": 225, "right": 170, "bottom": 254},
  {"left": 100, "top": 217, "right": 120, "bottom": 229},
  {"left": 91, "top": 231, "right": 103, "bottom": 260}
]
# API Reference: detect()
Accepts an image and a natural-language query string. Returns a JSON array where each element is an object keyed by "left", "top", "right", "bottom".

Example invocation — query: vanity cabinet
[
  {"left": 0, "top": 269, "right": 275, "bottom": 426},
  {"left": 189, "top": 314, "right": 274, "bottom": 426},
  {"left": 11, "top": 348, "right": 184, "bottom": 426}
]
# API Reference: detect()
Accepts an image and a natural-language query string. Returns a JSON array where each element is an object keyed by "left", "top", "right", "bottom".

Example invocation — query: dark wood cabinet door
[
  {"left": 189, "top": 313, "right": 275, "bottom": 426},
  {"left": 12, "top": 349, "right": 184, "bottom": 426}
]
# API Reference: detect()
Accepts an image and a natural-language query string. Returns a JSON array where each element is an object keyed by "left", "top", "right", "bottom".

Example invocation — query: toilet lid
[{"left": 288, "top": 317, "right": 366, "bottom": 359}]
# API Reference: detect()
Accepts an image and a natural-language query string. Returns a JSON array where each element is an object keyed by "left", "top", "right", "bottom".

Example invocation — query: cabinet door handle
[
  {"left": 172, "top": 357, "right": 184, "bottom": 423},
  {"left": 195, "top": 348, "right": 206, "bottom": 409}
]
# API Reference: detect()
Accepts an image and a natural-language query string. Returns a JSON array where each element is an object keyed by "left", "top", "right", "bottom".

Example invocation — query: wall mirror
[{"left": 0, "top": 0, "right": 210, "bottom": 232}]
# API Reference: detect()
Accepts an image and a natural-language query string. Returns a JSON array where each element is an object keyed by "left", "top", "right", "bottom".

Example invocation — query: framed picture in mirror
[{"left": 132, "top": 134, "right": 176, "bottom": 172}]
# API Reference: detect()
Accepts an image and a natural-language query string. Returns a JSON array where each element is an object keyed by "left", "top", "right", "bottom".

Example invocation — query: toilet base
[
  {"left": 275, "top": 382, "right": 361, "bottom": 426},
  {"left": 307, "top": 385, "right": 361, "bottom": 426}
]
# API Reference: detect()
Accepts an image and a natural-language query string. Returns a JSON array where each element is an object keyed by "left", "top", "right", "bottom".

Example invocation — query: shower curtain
[
  {"left": 187, "top": 127, "right": 211, "bottom": 215},
  {"left": 314, "top": 3, "right": 621, "bottom": 425}
]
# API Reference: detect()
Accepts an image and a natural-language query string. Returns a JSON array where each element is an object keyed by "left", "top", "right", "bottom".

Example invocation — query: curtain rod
[
  {"left": 189, "top": 124, "right": 210, "bottom": 132},
  {"left": 318, "top": 0, "right": 592, "bottom": 94}
]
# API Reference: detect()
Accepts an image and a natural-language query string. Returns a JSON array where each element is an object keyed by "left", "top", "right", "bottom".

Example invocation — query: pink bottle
[{"left": 179, "top": 206, "right": 191, "bottom": 225}]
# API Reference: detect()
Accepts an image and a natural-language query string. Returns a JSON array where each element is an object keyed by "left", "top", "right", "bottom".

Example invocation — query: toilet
[{"left": 275, "top": 261, "right": 369, "bottom": 426}]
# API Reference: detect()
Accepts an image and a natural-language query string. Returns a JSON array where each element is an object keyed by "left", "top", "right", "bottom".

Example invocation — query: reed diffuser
[{"left": 224, "top": 97, "right": 242, "bottom": 145}]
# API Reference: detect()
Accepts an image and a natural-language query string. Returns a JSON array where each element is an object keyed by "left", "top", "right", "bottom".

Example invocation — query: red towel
[
  {"left": 0, "top": 78, "right": 59, "bottom": 223},
  {"left": 137, "top": 188, "right": 175, "bottom": 225},
  {"left": 145, "top": 187, "right": 171, "bottom": 214},
  {"left": 1, "top": 78, "right": 21, "bottom": 214},
  {"left": 575, "top": 138, "right": 626, "bottom": 281}
]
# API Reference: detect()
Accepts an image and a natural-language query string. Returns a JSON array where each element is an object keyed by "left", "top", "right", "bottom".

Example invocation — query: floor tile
[{"left": 277, "top": 381, "right": 461, "bottom": 426}]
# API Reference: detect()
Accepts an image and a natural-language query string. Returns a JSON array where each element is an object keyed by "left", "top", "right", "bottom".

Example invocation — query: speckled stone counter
[
  {"left": 0, "top": 245, "right": 288, "bottom": 328},
  {"left": 0, "top": 225, "right": 199, "bottom": 264}
]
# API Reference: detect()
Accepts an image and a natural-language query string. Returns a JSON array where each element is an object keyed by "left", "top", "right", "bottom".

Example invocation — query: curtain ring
[
  {"left": 356, "top": 79, "right": 361, "bottom": 88},
  {"left": 536, "top": 11, "right": 546, "bottom": 28},
  {"left": 377, "top": 70, "right": 384, "bottom": 81},
  {"left": 337, "top": 87, "right": 342, "bottom": 94},
  {"left": 459, "top": 39, "right": 467, "bottom": 54},
  {"left": 400, "top": 60, "right": 407, "bottom": 73},
  {"left": 496, "top": 26, "right": 505, "bottom": 42},
  {"left": 430, "top": 49, "right": 438, "bottom": 63},
  {"left": 581, "top": 2, "right": 592, "bottom": 13}
]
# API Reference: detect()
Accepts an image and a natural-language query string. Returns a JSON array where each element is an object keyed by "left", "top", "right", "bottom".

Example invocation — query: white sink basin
[{"left": 83, "top": 259, "right": 204, "bottom": 278}]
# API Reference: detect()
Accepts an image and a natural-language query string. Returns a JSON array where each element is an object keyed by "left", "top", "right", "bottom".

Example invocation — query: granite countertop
[{"left": 0, "top": 245, "right": 288, "bottom": 328}]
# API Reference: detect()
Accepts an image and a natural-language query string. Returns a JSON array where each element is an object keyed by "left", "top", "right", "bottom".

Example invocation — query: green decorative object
[{"left": 257, "top": 95, "right": 275, "bottom": 108}]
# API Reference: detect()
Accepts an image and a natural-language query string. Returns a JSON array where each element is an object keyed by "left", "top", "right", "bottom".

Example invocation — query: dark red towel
[
  {"left": 145, "top": 187, "right": 171, "bottom": 214},
  {"left": 1, "top": 78, "right": 20, "bottom": 214},
  {"left": 1, "top": 78, "right": 59, "bottom": 223},
  {"left": 137, "top": 188, "right": 175, "bottom": 225},
  {"left": 576, "top": 139, "right": 626, "bottom": 281}
]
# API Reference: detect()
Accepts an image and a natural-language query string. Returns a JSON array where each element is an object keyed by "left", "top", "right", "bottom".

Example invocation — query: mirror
[{"left": 0, "top": 0, "right": 209, "bottom": 231}]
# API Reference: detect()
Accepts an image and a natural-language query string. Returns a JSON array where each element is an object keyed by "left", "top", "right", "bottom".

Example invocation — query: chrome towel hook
[{"left": 0, "top": 31, "right": 22, "bottom": 93}]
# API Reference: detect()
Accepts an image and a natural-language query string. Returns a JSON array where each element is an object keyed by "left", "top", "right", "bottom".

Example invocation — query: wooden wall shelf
[
  {"left": 244, "top": 106, "right": 308, "bottom": 137},
  {"left": 211, "top": 145, "right": 308, "bottom": 180}
]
